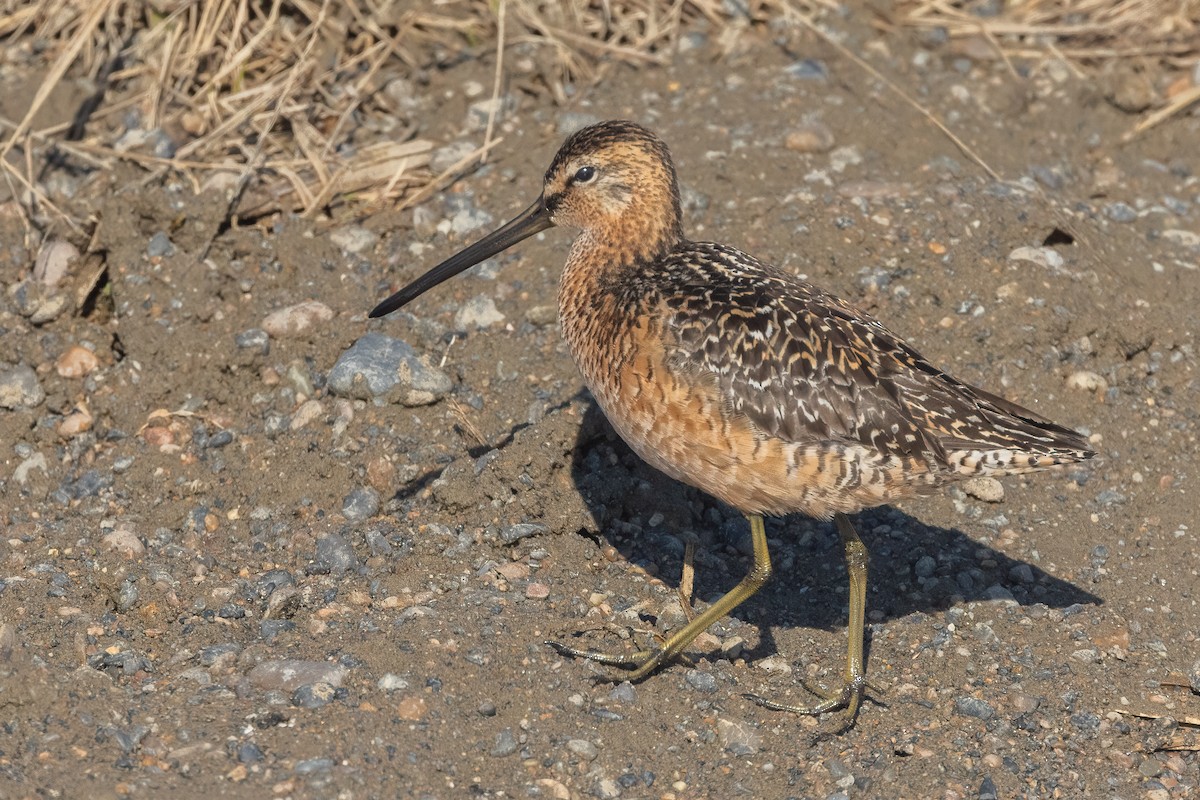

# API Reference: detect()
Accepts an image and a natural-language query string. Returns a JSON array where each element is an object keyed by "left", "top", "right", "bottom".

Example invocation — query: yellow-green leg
[
  {"left": 548, "top": 513, "right": 772, "bottom": 681},
  {"left": 746, "top": 512, "right": 875, "bottom": 718}
]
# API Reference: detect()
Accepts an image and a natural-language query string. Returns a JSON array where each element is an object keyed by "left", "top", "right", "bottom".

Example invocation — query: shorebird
[{"left": 369, "top": 120, "right": 1094, "bottom": 722}]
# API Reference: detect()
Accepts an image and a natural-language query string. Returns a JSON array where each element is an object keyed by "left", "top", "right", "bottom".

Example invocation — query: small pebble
[
  {"left": 454, "top": 294, "right": 505, "bottom": 330},
  {"left": 328, "top": 333, "right": 452, "bottom": 406},
  {"left": 102, "top": 524, "right": 145, "bottom": 558},
  {"left": 684, "top": 670, "right": 717, "bottom": 692},
  {"left": 567, "top": 738, "right": 599, "bottom": 761},
  {"left": 342, "top": 486, "right": 380, "bottom": 522},
  {"left": 396, "top": 696, "right": 427, "bottom": 721},
  {"left": 1066, "top": 371, "right": 1107, "bottom": 392},
  {"left": 784, "top": 123, "right": 835, "bottom": 153},
  {"left": 429, "top": 141, "right": 479, "bottom": 174},
  {"left": 147, "top": 231, "right": 175, "bottom": 257},
  {"left": 313, "top": 533, "right": 357, "bottom": 575},
  {"left": 963, "top": 476, "right": 1004, "bottom": 503},
  {"left": 289, "top": 399, "right": 324, "bottom": 431},
  {"left": 378, "top": 674, "right": 409, "bottom": 691},
  {"left": 0, "top": 365, "right": 45, "bottom": 410},
  {"left": 490, "top": 728, "right": 519, "bottom": 757},
  {"left": 525, "top": 305, "right": 558, "bottom": 326},
  {"left": 56, "top": 345, "right": 99, "bottom": 378},
  {"left": 329, "top": 225, "right": 377, "bottom": 254},
  {"left": 235, "top": 329, "right": 270, "bottom": 355},
  {"left": 237, "top": 742, "right": 265, "bottom": 764},
  {"left": 1008, "top": 246, "right": 1064, "bottom": 270},
  {"left": 755, "top": 655, "right": 792, "bottom": 675},
  {"left": 593, "top": 777, "right": 622, "bottom": 799},
  {"left": 954, "top": 696, "right": 995, "bottom": 720},
  {"left": 292, "top": 682, "right": 340, "bottom": 709},
  {"left": 261, "top": 300, "right": 334, "bottom": 338},
  {"left": 1103, "top": 202, "right": 1137, "bottom": 223},
  {"left": 34, "top": 239, "right": 78, "bottom": 287},
  {"left": 501, "top": 523, "right": 547, "bottom": 543},
  {"left": 247, "top": 659, "right": 348, "bottom": 692},
  {"left": 608, "top": 681, "right": 638, "bottom": 705},
  {"left": 716, "top": 717, "right": 761, "bottom": 756}
]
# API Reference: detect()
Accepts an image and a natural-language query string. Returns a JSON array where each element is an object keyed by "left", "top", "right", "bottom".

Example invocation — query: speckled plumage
[
  {"left": 370, "top": 120, "right": 1095, "bottom": 724},
  {"left": 550, "top": 125, "right": 1091, "bottom": 520}
]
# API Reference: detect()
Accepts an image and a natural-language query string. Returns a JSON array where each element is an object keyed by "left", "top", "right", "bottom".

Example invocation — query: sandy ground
[{"left": 1, "top": 11, "right": 1199, "bottom": 800}]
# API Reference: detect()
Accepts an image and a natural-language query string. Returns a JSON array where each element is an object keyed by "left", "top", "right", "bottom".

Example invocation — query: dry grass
[
  {"left": 899, "top": 0, "right": 1199, "bottom": 64},
  {"left": 0, "top": 0, "right": 1196, "bottom": 235},
  {"left": 0, "top": 0, "right": 823, "bottom": 234}
]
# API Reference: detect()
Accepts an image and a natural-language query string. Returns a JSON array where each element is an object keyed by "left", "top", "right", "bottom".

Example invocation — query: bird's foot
[
  {"left": 744, "top": 671, "right": 885, "bottom": 719},
  {"left": 546, "top": 637, "right": 678, "bottom": 683}
]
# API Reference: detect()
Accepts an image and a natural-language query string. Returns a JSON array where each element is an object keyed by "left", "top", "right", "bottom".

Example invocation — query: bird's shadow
[{"left": 564, "top": 401, "right": 1102, "bottom": 662}]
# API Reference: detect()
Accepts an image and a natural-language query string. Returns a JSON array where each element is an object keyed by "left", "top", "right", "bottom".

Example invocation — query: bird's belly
[{"left": 583, "top": 360, "right": 929, "bottom": 520}]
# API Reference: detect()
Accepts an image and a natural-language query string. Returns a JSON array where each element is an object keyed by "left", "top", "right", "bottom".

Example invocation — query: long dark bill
[{"left": 368, "top": 197, "right": 554, "bottom": 319}]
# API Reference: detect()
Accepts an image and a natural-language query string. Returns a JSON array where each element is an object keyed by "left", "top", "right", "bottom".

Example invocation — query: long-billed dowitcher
[{"left": 369, "top": 120, "right": 1095, "bottom": 723}]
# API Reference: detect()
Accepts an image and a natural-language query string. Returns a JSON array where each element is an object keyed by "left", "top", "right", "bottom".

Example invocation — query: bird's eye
[{"left": 573, "top": 165, "right": 596, "bottom": 184}]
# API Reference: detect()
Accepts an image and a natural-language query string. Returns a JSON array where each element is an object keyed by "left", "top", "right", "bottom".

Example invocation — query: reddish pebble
[
  {"left": 397, "top": 696, "right": 428, "bottom": 721},
  {"left": 525, "top": 582, "right": 550, "bottom": 599},
  {"left": 56, "top": 346, "right": 99, "bottom": 378}
]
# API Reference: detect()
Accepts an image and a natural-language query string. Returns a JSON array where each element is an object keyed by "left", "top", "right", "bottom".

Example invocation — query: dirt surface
[{"left": 2, "top": 12, "right": 1199, "bottom": 800}]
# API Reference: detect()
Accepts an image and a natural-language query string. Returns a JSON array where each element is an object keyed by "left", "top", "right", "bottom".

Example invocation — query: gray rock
[
  {"left": 525, "top": 305, "right": 557, "bottom": 327},
  {"left": 914, "top": 555, "right": 937, "bottom": 578},
  {"left": 449, "top": 206, "right": 496, "bottom": 238},
  {"left": 329, "top": 225, "right": 377, "bottom": 254},
  {"left": 1188, "top": 658, "right": 1200, "bottom": 694},
  {"left": 328, "top": 333, "right": 452, "bottom": 406},
  {"left": 466, "top": 94, "right": 517, "bottom": 132},
  {"left": 608, "top": 681, "right": 638, "bottom": 705},
  {"left": 235, "top": 328, "right": 270, "bottom": 355},
  {"left": 13, "top": 453, "right": 48, "bottom": 484},
  {"left": 147, "top": 232, "right": 175, "bottom": 257},
  {"left": 454, "top": 294, "right": 505, "bottom": 330},
  {"left": 294, "top": 757, "right": 334, "bottom": 775},
  {"left": 593, "top": 777, "right": 622, "bottom": 799},
  {"left": 200, "top": 643, "right": 242, "bottom": 666},
  {"left": 314, "top": 533, "right": 356, "bottom": 575},
  {"left": 237, "top": 742, "right": 265, "bottom": 764},
  {"left": 717, "top": 717, "right": 761, "bottom": 755},
  {"left": 500, "top": 523, "right": 547, "bottom": 544},
  {"left": 33, "top": 240, "right": 78, "bottom": 288},
  {"left": 247, "top": 659, "right": 348, "bottom": 692},
  {"left": 29, "top": 292, "right": 70, "bottom": 325},
  {"left": 429, "top": 140, "right": 479, "bottom": 174},
  {"left": 261, "top": 300, "right": 334, "bottom": 338},
  {"left": 0, "top": 365, "right": 45, "bottom": 409},
  {"left": 378, "top": 673, "right": 409, "bottom": 691},
  {"left": 567, "top": 738, "right": 599, "bottom": 761},
  {"left": 684, "top": 669, "right": 717, "bottom": 692},
  {"left": 954, "top": 696, "right": 995, "bottom": 720},
  {"left": 490, "top": 727, "right": 519, "bottom": 757},
  {"left": 342, "top": 486, "right": 380, "bottom": 522},
  {"left": 785, "top": 59, "right": 829, "bottom": 81},
  {"left": 292, "top": 682, "right": 341, "bottom": 709},
  {"left": 1104, "top": 202, "right": 1137, "bottom": 223}
]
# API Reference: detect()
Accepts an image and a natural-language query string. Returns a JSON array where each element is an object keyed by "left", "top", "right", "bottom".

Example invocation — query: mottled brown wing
[
  {"left": 658, "top": 243, "right": 940, "bottom": 460},
  {"left": 657, "top": 242, "right": 1093, "bottom": 474}
]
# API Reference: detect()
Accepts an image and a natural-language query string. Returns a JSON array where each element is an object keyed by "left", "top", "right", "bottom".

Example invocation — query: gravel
[{"left": 328, "top": 332, "right": 453, "bottom": 405}]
